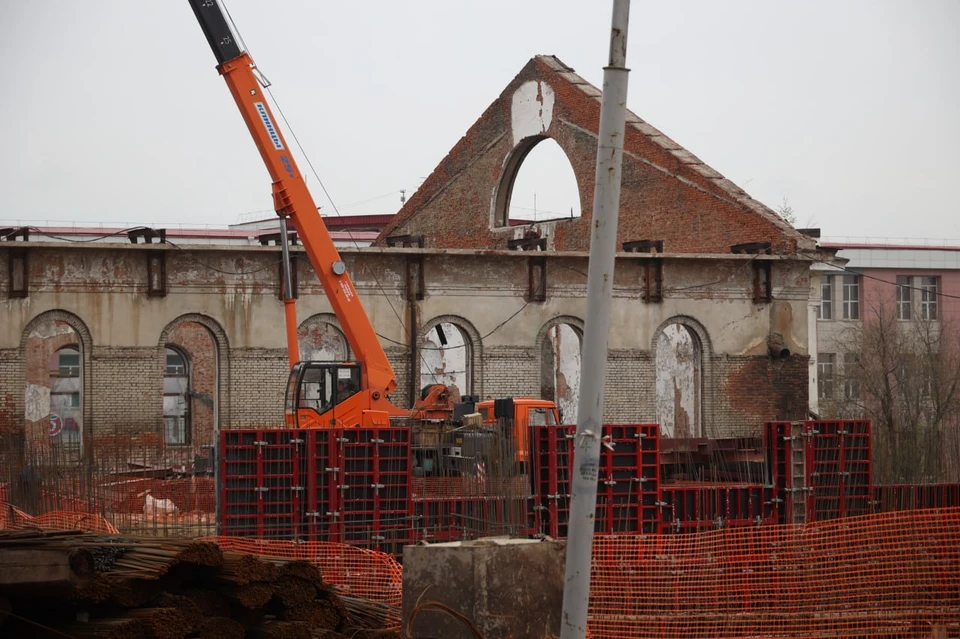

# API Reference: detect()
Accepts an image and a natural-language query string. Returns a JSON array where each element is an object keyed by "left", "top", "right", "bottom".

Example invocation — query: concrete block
[{"left": 402, "top": 537, "right": 565, "bottom": 639}]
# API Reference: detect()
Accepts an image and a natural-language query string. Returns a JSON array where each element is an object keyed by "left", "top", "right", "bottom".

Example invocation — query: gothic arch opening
[
  {"left": 420, "top": 321, "right": 473, "bottom": 396},
  {"left": 540, "top": 320, "right": 583, "bottom": 424},
  {"left": 655, "top": 323, "right": 703, "bottom": 438},
  {"left": 494, "top": 136, "right": 582, "bottom": 227}
]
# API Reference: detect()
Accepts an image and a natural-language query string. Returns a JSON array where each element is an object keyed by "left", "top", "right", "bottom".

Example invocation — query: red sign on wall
[{"left": 49, "top": 414, "right": 63, "bottom": 437}]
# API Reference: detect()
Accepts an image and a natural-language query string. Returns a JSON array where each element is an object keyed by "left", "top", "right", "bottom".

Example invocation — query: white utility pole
[{"left": 559, "top": 1, "right": 631, "bottom": 638}]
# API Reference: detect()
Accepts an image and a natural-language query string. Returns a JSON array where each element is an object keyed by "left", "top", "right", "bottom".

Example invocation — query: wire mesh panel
[{"left": 411, "top": 419, "right": 536, "bottom": 542}]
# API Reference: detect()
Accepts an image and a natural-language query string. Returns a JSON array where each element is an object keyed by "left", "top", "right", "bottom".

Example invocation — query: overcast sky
[{"left": 2, "top": 1, "right": 958, "bottom": 239}]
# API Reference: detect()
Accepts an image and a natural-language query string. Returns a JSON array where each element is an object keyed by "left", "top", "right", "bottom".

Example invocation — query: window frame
[
  {"left": 817, "top": 353, "right": 836, "bottom": 400},
  {"left": 919, "top": 276, "right": 939, "bottom": 321},
  {"left": 818, "top": 275, "right": 833, "bottom": 320},
  {"left": 841, "top": 274, "right": 860, "bottom": 320},
  {"left": 896, "top": 276, "right": 912, "bottom": 321},
  {"left": 163, "top": 346, "right": 191, "bottom": 446},
  {"left": 843, "top": 352, "right": 860, "bottom": 401},
  {"left": 49, "top": 346, "right": 82, "bottom": 447}
]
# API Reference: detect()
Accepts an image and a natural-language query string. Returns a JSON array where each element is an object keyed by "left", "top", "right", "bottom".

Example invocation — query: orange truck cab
[{"left": 476, "top": 398, "right": 561, "bottom": 464}]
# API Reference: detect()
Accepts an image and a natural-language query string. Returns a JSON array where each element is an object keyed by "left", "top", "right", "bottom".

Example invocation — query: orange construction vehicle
[{"left": 188, "top": 1, "right": 560, "bottom": 449}]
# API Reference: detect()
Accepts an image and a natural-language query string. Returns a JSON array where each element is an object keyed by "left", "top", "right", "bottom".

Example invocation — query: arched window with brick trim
[{"left": 163, "top": 346, "right": 191, "bottom": 446}]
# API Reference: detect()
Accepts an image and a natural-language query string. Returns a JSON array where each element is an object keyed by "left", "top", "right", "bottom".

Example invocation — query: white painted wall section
[{"left": 511, "top": 81, "right": 555, "bottom": 145}]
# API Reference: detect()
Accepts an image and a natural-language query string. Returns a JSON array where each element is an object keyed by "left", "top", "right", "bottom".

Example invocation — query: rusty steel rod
[{"left": 560, "top": 1, "right": 631, "bottom": 638}]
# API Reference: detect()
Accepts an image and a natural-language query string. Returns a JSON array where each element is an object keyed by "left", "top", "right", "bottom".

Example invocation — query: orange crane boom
[{"left": 189, "top": 0, "right": 402, "bottom": 427}]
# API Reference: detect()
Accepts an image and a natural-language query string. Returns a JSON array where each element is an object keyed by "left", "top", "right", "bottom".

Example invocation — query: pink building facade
[{"left": 813, "top": 242, "right": 960, "bottom": 413}]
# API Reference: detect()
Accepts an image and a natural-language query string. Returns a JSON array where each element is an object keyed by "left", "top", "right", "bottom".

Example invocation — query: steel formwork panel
[
  {"left": 766, "top": 420, "right": 873, "bottom": 523},
  {"left": 532, "top": 424, "right": 661, "bottom": 538},
  {"left": 659, "top": 483, "right": 778, "bottom": 533},
  {"left": 220, "top": 429, "right": 305, "bottom": 539},
  {"left": 872, "top": 483, "right": 960, "bottom": 512},
  {"left": 304, "top": 427, "right": 413, "bottom": 552},
  {"left": 412, "top": 496, "right": 535, "bottom": 543},
  {"left": 808, "top": 420, "right": 872, "bottom": 520}
]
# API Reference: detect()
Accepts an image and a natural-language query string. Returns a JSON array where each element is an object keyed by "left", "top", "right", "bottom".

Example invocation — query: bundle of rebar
[{"left": 0, "top": 529, "right": 391, "bottom": 638}]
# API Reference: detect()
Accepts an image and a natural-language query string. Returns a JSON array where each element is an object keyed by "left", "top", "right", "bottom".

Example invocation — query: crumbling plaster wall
[{"left": 0, "top": 244, "right": 810, "bottom": 439}]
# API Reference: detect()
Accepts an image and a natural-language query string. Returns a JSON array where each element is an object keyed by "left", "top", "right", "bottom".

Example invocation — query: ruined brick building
[{"left": 0, "top": 56, "right": 816, "bottom": 458}]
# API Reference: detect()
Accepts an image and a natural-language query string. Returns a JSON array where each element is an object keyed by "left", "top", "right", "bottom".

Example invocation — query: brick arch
[
  {"left": 19, "top": 309, "right": 95, "bottom": 447},
  {"left": 490, "top": 133, "right": 586, "bottom": 229},
  {"left": 651, "top": 315, "right": 714, "bottom": 436},
  {"left": 157, "top": 314, "right": 230, "bottom": 429},
  {"left": 418, "top": 315, "right": 483, "bottom": 397},
  {"left": 297, "top": 313, "right": 351, "bottom": 361},
  {"left": 534, "top": 315, "right": 584, "bottom": 348}
]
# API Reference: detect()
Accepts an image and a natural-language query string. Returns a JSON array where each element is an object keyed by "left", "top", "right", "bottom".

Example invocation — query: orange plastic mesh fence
[
  {"left": 0, "top": 507, "right": 119, "bottom": 535},
  {"left": 30, "top": 510, "right": 120, "bottom": 535},
  {"left": 588, "top": 507, "right": 960, "bottom": 639},
  {"left": 203, "top": 535, "right": 404, "bottom": 610}
]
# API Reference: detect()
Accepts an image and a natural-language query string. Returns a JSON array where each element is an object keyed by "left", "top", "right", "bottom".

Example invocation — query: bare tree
[
  {"left": 776, "top": 196, "right": 797, "bottom": 226},
  {"left": 826, "top": 299, "right": 960, "bottom": 483}
]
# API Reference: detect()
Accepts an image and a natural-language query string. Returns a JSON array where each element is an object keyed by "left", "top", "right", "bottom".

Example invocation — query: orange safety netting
[
  {"left": 0, "top": 506, "right": 119, "bottom": 535},
  {"left": 30, "top": 510, "right": 120, "bottom": 535},
  {"left": 203, "top": 535, "right": 404, "bottom": 610},
  {"left": 588, "top": 507, "right": 960, "bottom": 639}
]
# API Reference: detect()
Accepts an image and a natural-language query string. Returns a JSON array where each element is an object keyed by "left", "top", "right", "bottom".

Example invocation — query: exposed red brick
[{"left": 378, "top": 56, "right": 808, "bottom": 255}]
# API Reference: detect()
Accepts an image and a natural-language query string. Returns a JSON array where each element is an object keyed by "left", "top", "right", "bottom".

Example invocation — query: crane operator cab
[{"left": 285, "top": 361, "right": 372, "bottom": 429}]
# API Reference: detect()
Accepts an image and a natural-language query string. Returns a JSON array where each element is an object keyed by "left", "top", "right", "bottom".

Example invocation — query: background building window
[
  {"left": 818, "top": 353, "right": 835, "bottom": 400},
  {"left": 843, "top": 353, "right": 860, "bottom": 400},
  {"left": 842, "top": 275, "right": 860, "bottom": 320},
  {"left": 49, "top": 346, "right": 82, "bottom": 446},
  {"left": 818, "top": 275, "right": 833, "bottom": 320},
  {"left": 896, "top": 276, "right": 912, "bottom": 320},
  {"left": 920, "top": 276, "right": 938, "bottom": 321},
  {"left": 164, "top": 347, "right": 190, "bottom": 445}
]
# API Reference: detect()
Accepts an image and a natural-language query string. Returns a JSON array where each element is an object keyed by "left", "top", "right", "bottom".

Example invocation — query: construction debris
[{"left": 0, "top": 529, "right": 397, "bottom": 638}]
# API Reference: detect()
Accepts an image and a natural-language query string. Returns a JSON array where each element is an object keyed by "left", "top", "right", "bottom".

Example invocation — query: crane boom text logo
[{"left": 254, "top": 102, "right": 284, "bottom": 151}]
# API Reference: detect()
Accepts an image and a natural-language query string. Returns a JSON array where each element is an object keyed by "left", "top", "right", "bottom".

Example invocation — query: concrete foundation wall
[
  {"left": 402, "top": 538, "right": 565, "bottom": 639},
  {"left": 0, "top": 243, "right": 811, "bottom": 444}
]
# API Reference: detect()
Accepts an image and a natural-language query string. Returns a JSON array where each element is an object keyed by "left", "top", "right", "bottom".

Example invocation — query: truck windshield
[{"left": 529, "top": 407, "right": 558, "bottom": 426}]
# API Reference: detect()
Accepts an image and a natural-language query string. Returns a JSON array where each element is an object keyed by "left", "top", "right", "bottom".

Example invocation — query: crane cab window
[
  {"left": 335, "top": 366, "right": 361, "bottom": 403},
  {"left": 529, "top": 407, "right": 558, "bottom": 426},
  {"left": 299, "top": 366, "right": 334, "bottom": 414}
]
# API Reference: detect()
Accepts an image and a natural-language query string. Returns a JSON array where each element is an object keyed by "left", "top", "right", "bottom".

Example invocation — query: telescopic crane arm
[{"left": 188, "top": 1, "right": 399, "bottom": 411}]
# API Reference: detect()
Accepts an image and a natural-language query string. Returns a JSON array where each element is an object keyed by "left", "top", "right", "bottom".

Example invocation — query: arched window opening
[
  {"left": 298, "top": 317, "right": 349, "bottom": 362},
  {"left": 421, "top": 323, "right": 472, "bottom": 396},
  {"left": 164, "top": 347, "right": 191, "bottom": 446},
  {"left": 48, "top": 345, "right": 82, "bottom": 448},
  {"left": 541, "top": 324, "right": 582, "bottom": 424},
  {"left": 655, "top": 324, "right": 703, "bottom": 438},
  {"left": 505, "top": 138, "right": 581, "bottom": 226}
]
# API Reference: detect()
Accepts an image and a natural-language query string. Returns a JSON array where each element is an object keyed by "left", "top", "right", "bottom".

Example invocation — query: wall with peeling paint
[{"left": 0, "top": 242, "right": 811, "bottom": 441}]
